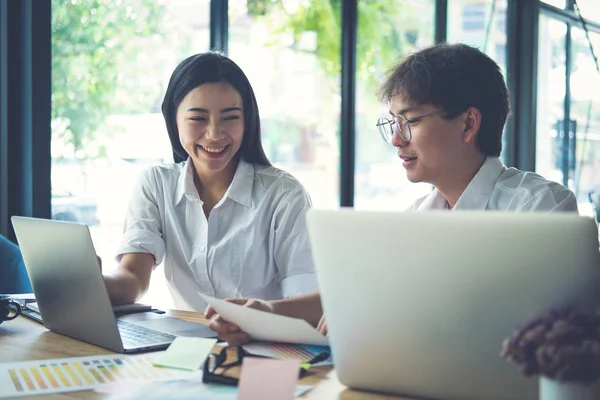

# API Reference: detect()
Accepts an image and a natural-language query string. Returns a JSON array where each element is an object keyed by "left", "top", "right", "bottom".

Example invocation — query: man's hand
[
  {"left": 204, "top": 298, "right": 273, "bottom": 345},
  {"left": 316, "top": 314, "right": 328, "bottom": 335}
]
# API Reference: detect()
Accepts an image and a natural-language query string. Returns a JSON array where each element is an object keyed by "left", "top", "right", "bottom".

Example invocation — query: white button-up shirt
[
  {"left": 116, "top": 159, "right": 318, "bottom": 311},
  {"left": 408, "top": 157, "right": 579, "bottom": 212}
]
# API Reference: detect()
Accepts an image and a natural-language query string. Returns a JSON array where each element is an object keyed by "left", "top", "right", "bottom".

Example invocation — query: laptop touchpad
[{"left": 117, "top": 312, "right": 217, "bottom": 338}]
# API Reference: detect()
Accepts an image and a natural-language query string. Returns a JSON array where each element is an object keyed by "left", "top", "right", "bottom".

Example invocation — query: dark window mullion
[
  {"left": 435, "top": 0, "right": 448, "bottom": 44},
  {"left": 30, "top": 0, "right": 52, "bottom": 228},
  {"left": 506, "top": 0, "right": 538, "bottom": 170},
  {"left": 0, "top": 0, "right": 51, "bottom": 241},
  {"left": 0, "top": 0, "right": 7, "bottom": 238},
  {"left": 562, "top": 23, "right": 572, "bottom": 187},
  {"left": 210, "top": 0, "right": 228, "bottom": 54},
  {"left": 567, "top": 0, "right": 575, "bottom": 12},
  {"left": 341, "top": 0, "right": 357, "bottom": 207}
]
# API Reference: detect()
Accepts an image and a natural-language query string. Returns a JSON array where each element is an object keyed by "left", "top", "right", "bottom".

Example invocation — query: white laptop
[
  {"left": 306, "top": 210, "right": 600, "bottom": 400},
  {"left": 11, "top": 216, "right": 216, "bottom": 353}
]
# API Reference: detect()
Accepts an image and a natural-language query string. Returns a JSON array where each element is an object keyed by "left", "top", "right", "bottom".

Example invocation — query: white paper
[
  {"left": 199, "top": 294, "right": 328, "bottom": 346},
  {"left": 99, "top": 379, "right": 313, "bottom": 399}
]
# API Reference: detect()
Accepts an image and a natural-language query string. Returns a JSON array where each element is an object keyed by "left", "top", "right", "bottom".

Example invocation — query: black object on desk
[
  {"left": 202, "top": 345, "right": 331, "bottom": 386},
  {"left": 22, "top": 303, "right": 166, "bottom": 324}
]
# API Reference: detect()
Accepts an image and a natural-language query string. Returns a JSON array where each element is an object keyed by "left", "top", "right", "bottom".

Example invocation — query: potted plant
[{"left": 501, "top": 308, "right": 600, "bottom": 400}]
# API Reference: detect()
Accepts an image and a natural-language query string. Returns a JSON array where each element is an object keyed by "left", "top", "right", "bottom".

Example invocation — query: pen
[{"left": 299, "top": 351, "right": 331, "bottom": 377}]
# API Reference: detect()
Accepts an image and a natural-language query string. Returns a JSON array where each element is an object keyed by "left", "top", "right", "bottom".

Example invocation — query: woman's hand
[
  {"left": 316, "top": 314, "right": 328, "bottom": 335},
  {"left": 204, "top": 298, "right": 273, "bottom": 345}
]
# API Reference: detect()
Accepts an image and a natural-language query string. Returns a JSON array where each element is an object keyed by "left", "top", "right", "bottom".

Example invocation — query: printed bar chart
[
  {"left": 0, "top": 353, "right": 202, "bottom": 398},
  {"left": 242, "top": 342, "right": 333, "bottom": 366}
]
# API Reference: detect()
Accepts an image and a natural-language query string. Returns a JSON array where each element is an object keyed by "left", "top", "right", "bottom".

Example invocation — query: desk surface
[{"left": 0, "top": 311, "right": 408, "bottom": 400}]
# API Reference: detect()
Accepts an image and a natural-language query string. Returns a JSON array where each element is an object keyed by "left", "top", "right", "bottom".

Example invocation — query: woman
[{"left": 102, "top": 52, "right": 318, "bottom": 311}]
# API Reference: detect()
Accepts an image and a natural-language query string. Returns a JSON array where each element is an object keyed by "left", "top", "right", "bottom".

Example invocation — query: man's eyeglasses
[
  {"left": 202, "top": 345, "right": 330, "bottom": 386},
  {"left": 376, "top": 111, "right": 443, "bottom": 144}
]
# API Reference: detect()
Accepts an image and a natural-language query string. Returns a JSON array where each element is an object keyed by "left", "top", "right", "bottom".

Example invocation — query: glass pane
[
  {"left": 229, "top": 0, "right": 340, "bottom": 209},
  {"left": 575, "top": 0, "right": 600, "bottom": 22},
  {"left": 541, "top": 0, "right": 566, "bottom": 8},
  {"left": 354, "top": 1, "right": 435, "bottom": 211},
  {"left": 569, "top": 28, "right": 600, "bottom": 219},
  {"left": 51, "top": 0, "right": 210, "bottom": 307},
  {"left": 535, "top": 17, "right": 567, "bottom": 190},
  {"left": 447, "top": 0, "right": 508, "bottom": 73}
]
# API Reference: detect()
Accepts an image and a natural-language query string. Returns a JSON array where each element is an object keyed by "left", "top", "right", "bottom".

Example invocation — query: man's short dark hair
[{"left": 378, "top": 43, "right": 510, "bottom": 157}]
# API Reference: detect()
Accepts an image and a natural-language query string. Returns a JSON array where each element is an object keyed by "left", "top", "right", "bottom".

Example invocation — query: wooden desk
[{"left": 0, "top": 312, "right": 408, "bottom": 400}]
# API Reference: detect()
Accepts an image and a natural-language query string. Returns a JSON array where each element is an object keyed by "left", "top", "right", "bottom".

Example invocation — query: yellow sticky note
[{"left": 153, "top": 337, "right": 218, "bottom": 371}]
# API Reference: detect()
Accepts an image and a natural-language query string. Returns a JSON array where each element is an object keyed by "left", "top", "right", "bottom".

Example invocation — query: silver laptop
[
  {"left": 11, "top": 216, "right": 216, "bottom": 353},
  {"left": 306, "top": 210, "right": 600, "bottom": 400}
]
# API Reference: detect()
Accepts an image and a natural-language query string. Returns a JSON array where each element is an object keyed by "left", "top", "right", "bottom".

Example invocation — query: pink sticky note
[{"left": 237, "top": 357, "right": 300, "bottom": 400}]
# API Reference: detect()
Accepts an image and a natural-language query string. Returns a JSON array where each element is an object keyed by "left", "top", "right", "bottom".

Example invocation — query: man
[
  {"left": 207, "top": 43, "right": 578, "bottom": 344},
  {"left": 378, "top": 43, "right": 576, "bottom": 212}
]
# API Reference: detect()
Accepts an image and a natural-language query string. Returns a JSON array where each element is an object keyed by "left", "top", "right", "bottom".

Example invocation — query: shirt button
[{"left": 200, "top": 246, "right": 206, "bottom": 252}]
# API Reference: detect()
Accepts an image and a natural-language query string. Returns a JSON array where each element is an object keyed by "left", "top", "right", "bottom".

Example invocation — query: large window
[
  {"left": 35, "top": 0, "right": 600, "bottom": 289},
  {"left": 354, "top": 1, "right": 435, "bottom": 210},
  {"left": 536, "top": 10, "right": 600, "bottom": 218},
  {"left": 51, "top": 0, "right": 210, "bottom": 307},
  {"left": 567, "top": 27, "right": 600, "bottom": 217},
  {"left": 228, "top": 0, "right": 340, "bottom": 209}
]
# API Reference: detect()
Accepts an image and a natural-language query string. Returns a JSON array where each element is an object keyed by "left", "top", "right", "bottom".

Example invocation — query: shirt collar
[
  {"left": 225, "top": 159, "right": 254, "bottom": 208},
  {"left": 453, "top": 157, "right": 506, "bottom": 210},
  {"left": 415, "top": 157, "right": 506, "bottom": 211},
  {"left": 415, "top": 189, "right": 449, "bottom": 211},
  {"left": 173, "top": 158, "right": 254, "bottom": 208},
  {"left": 174, "top": 159, "right": 200, "bottom": 205}
]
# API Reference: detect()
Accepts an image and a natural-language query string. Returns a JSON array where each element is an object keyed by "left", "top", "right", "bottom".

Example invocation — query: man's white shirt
[
  {"left": 409, "top": 157, "right": 578, "bottom": 212},
  {"left": 116, "top": 159, "right": 318, "bottom": 311}
]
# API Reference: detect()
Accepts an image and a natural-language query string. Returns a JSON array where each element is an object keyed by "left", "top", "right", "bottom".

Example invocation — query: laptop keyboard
[{"left": 117, "top": 319, "right": 176, "bottom": 348}]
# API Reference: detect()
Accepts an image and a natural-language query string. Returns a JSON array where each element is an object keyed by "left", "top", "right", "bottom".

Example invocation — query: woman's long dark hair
[{"left": 161, "top": 52, "right": 271, "bottom": 165}]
